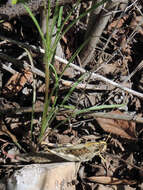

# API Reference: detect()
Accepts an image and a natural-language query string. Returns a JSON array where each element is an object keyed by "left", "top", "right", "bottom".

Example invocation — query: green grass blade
[
  {"left": 59, "top": 37, "right": 90, "bottom": 80},
  {"left": 74, "top": 104, "right": 126, "bottom": 115},
  {"left": 23, "top": 48, "right": 36, "bottom": 140},
  {"left": 61, "top": 73, "right": 87, "bottom": 106},
  {"left": 24, "top": 4, "right": 46, "bottom": 48},
  {"left": 52, "top": 0, "right": 108, "bottom": 54},
  {"left": 55, "top": 104, "right": 126, "bottom": 129},
  {"left": 57, "top": 6, "right": 63, "bottom": 29},
  {"left": 51, "top": 0, "right": 81, "bottom": 55}
]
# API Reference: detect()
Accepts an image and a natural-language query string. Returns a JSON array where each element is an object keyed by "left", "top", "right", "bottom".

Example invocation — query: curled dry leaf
[
  {"left": 3, "top": 69, "right": 33, "bottom": 96},
  {"left": 1, "top": 124, "right": 19, "bottom": 146},
  {"left": 96, "top": 110, "right": 136, "bottom": 140},
  {"left": 87, "top": 176, "right": 136, "bottom": 185},
  {"left": 2, "top": 21, "right": 13, "bottom": 32}
]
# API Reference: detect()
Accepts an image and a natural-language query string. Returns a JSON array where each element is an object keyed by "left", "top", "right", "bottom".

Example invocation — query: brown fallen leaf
[
  {"left": 96, "top": 110, "right": 136, "bottom": 140},
  {"left": 2, "top": 21, "right": 13, "bottom": 32},
  {"left": 3, "top": 69, "right": 33, "bottom": 96},
  {"left": 108, "top": 15, "right": 128, "bottom": 31},
  {"left": 1, "top": 124, "right": 23, "bottom": 150},
  {"left": 87, "top": 176, "right": 136, "bottom": 185},
  {"left": 53, "top": 61, "right": 75, "bottom": 78}
]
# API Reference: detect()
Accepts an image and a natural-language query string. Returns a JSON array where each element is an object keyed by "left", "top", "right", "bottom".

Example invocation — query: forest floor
[{"left": 0, "top": 1, "right": 143, "bottom": 190}]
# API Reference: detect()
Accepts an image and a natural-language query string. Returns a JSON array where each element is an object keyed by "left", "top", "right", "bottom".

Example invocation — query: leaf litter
[{"left": 0, "top": 1, "right": 143, "bottom": 190}]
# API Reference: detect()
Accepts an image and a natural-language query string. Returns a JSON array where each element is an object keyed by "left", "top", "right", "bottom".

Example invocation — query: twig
[
  {"left": 84, "top": 112, "right": 143, "bottom": 124},
  {"left": 1, "top": 64, "right": 17, "bottom": 75},
  {"left": 55, "top": 55, "right": 143, "bottom": 99},
  {"left": 61, "top": 79, "right": 109, "bottom": 90},
  {"left": 0, "top": 35, "right": 143, "bottom": 98},
  {"left": 0, "top": 0, "right": 74, "bottom": 20},
  {"left": 105, "top": 152, "right": 143, "bottom": 172},
  {"left": 1, "top": 104, "right": 143, "bottom": 125},
  {"left": 0, "top": 52, "right": 45, "bottom": 78},
  {"left": 123, "top": 60, "right": 143, "bottom": 83}
]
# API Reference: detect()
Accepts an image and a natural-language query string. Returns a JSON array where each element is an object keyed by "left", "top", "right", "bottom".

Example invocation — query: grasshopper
[
  {"left": 8, "top": 141, "right": 107, "bottom": 163},
  {"left": 44, "top": 141, "right": 107, "bottom": 162}
]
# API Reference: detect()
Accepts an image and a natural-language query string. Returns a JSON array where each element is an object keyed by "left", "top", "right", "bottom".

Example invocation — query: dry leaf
[
  {"left": 54, "top": 61, "right": 75, "bottom": 78},
  {"left": 130, "top": 15, "right": 143, "bottom": 35},
  {"left": 0, "top": 131, "right": 9, "bottom": 137},
  {"left": 3, "top": 69, "right": 33, "bottom": 96},
  {"left": 1, "top": 124, "right": 19, "bottom": 146},
  {"left": 96, "top": 110, "right": 136, "bottom": 140},
  {"left": 108, "top": 15, "right": 128, "bottom": 31},
  {"left": 87, "top": 176, "right": 136, "bottom": 185},
  {"left": 101, "top": 64, "right": 117, "bottom": 75},
  {"left": 2, "top": 21, "right": 13, "bottom": 31}
]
